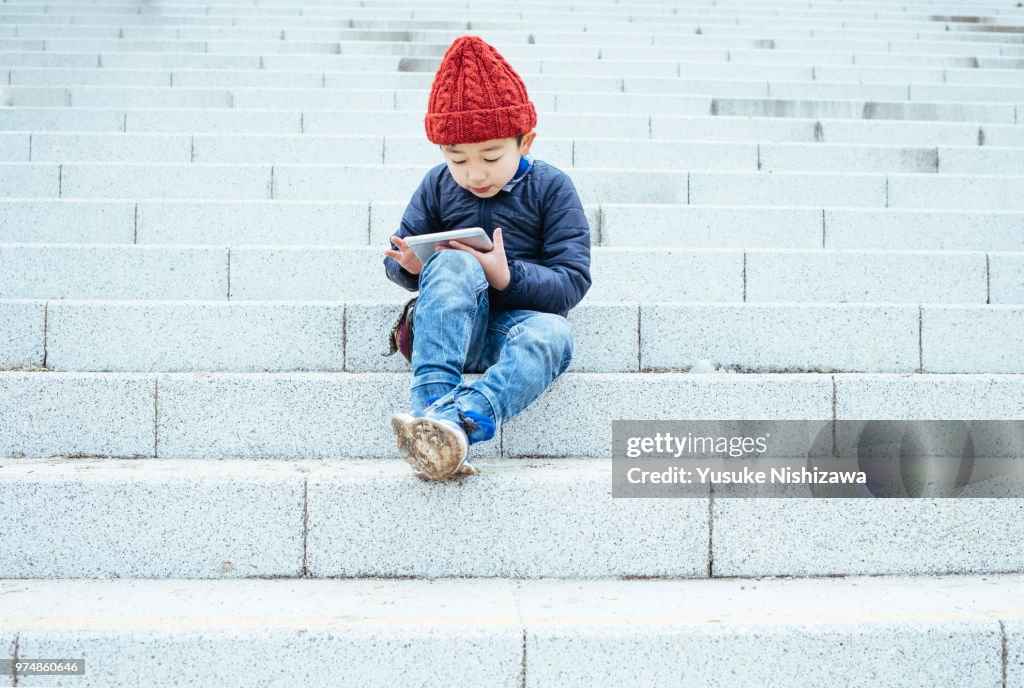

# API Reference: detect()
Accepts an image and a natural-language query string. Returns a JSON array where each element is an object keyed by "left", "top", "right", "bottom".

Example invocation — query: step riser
[
  {"left": 0, "top": 460, "right": 708, "bottom": 578},
  {"left": 7, "top": 60, "right": 1024, "bottom": 93},
  {"left": 992, "top": 254, "right": 1024, "bottom": 303},
  {"left": 522, "top": 624, "right": 1006, "bottom": 688},
  {"left": 4, "top": 373, "right": 1024, "bottom": 459},
  {"left": 3, "top": 246, "right": 1015, "bottom": 304},
  {"left": 0, "top": 15, "right": 1015, "bottom": 30},
  {"left": 0, "top": 250, "right": 973, "bottom": 301},
  {"left": 3, "top": 37, "right": 1022, "bottom": 59},
  {"left": 2, "top": 575, "right": 1022, "bottom": 687},
  {"left": 6, "top": 164, "right": 1024, "bottom": 208},
  {"left": 9, "top": 134, "right": 1024, "bottom": 175},
  {"left": 3, "top": 85, "right": 1022, "bottom": 125},
  {"left": 5, "top": 202, "right": 1024, "bottom": 253},
  {"left": 714, "top": 496, "right": 1024, "bottom": 576},
  {"left": 6, "top": 108, "right": 1022, "bottom": 147},
  {"left": 2, "top": 461, "right": 305, "bottom": 578},
  {"left": 8, "top": 61, "right": 1024, "bottom": 86},
  {"left": 10, "top": 625, "right": 995, "bottom": 688},
  {"left": 403, "top": 48, "right": 1024, "bottom": 70},
  {"left": 4, "top": 28, "right": 1019, "bottom": 49},
  {"left": 2, "top": 459, "right": 1022, "bottom": 579},
  {"left": 712, "top": 97, "right": 1018, "bottom": 124},
  {"left": 601, "top": 206, "right": 1024, "bottom": 252},
  {"left": 4, "top": 301, "right": 1023, "bottom": 374},
  {"left": 7, "top": 624, "right": 522, "bottom": 687},
  {"left": 7, "top": 23, "right": 1024, "bottom": 45}
]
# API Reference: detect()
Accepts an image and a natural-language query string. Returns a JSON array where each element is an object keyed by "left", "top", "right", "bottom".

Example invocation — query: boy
[{"left": 382, "top": 35, "right": 592, "bottom": 480}]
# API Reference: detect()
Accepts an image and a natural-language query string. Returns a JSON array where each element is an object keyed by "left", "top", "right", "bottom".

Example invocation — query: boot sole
[
  {"left": 409, "top": 415, "right": 468, "bottom": 481},
  {"left": 391, "top": 413, "right": 423, "bottom": 472},
  {"left": 391, "top": 413, "right": 469, "bottom": 480}
]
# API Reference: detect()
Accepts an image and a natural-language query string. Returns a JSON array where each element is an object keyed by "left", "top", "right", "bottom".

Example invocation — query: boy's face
[{"left": 440, "top": 131, "right": 536, "bottom": 198}]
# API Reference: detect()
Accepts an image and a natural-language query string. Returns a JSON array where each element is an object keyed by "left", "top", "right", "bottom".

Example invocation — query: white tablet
[{"left": 402, "top": 227, "right": 494, "bottom": 264}]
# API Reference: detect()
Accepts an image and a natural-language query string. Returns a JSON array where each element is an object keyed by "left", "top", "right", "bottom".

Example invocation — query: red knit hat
[{"left": 424, "top": 36, "right": 537, "bottom": 146}]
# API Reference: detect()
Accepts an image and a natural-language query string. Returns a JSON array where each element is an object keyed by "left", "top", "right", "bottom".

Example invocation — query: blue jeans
[{"left": 409, "top": 249, "right": 574, "bottom": 445}]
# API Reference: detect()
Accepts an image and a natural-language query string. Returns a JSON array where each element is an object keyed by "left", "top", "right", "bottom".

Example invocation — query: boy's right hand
[{"left": 384, "top": 235, "right": 424, "bottom": 275}]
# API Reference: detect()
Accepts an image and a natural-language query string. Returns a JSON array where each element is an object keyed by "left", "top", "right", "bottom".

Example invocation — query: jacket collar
[{"left": 500, "top": 153, "right": 534, "bottom": 193}]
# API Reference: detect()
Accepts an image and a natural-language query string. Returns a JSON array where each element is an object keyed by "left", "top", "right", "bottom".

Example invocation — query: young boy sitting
[{"left": 382, "top": 35, "right": 592, "bottom": 480}]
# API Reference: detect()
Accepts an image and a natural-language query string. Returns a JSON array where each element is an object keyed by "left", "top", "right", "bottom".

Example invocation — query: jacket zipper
[{"left": 480, "top": 197, "right": 492, "bottom": 234}]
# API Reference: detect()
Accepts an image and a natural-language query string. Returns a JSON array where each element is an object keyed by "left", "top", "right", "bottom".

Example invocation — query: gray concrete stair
[
  {"left": 2, "top": 371, "right": 1024, "bottom": 458},
  {"left": 2, "top": 574, "right": 1021, "bottom": 687},
  {"left": 1, "top": 456, "right": 1022, "bottom": 579},
  {"left": 3, "top": 0, "right": 1024, "bottom": 682}
]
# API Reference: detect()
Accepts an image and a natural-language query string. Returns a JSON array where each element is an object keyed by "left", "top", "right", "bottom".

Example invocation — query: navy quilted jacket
[{"left": 383, "top": 157, "right": 592, "bottom": 318}]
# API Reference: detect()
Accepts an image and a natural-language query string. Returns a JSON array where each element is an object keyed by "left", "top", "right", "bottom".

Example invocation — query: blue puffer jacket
[{"left": 383, "top": 156, "right": 592, "bottom": 318}]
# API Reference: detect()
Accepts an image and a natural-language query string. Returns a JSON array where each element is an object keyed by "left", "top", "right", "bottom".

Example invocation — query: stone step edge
[
  {"left": 2, "top": 454, "right": 1022, "bottom": 583},
  {"left": 0, "top": 575, "right": 1018, "bottom": 688},
  {"left": 2, "top": 370, "right": 1023, "bottom": 380},
  {"left": 4, "top": 21, "right": 1024, "bottom": 35},
  {"left": 0, "top": 455, "right": 612, "bottom": 473},
  {"left": 9, "top": 71, "right": 1024, "bottom": 93},
  {"left": 4, "top": 52, "right": 1022, "bottom": 70},
  {"left": 3, "top": 199, "right": 1024, "bottom": 212},
  {"left": 5, "top": 133, "right": 1024, "bottom": 155},
  {"left": 5, "top": 297, "right": 1023, "bottom": 304},
  {"left": 7, "top": 162, "right": 1024, "bottom": 177},
  {"left": 5, "top": 131, "right": 1024, "bottom": 146},
  {"left": 1, "top": 574, "right": 1018, "bottom": 638},
  {"left": 6, "top": 83, "right": 1024, "bottom": 102},
  {"left": 6, "top": 59, "right": 1024, "bottom": 77},
  {"left": 2, "top": 572, "right": 1021, "bottom": 603},
  {"left": 2, "top": 454, "right": 1022, "bottom": 480},
  {"left": 2, "top": 242, "right": 1021, "bottom": 256},
  {"left": 1, "top": 105, "right": 1017, "bottom": 126}
]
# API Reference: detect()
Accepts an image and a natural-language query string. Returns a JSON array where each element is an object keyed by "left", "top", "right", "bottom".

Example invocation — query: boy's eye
[{"left": 452, "top": 159, "right": 501, "bottom": 164}]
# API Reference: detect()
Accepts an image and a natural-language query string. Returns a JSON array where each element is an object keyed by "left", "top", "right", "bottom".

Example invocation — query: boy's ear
[{"left": 520, "top": 130, "right": 537, "bottom": 154}]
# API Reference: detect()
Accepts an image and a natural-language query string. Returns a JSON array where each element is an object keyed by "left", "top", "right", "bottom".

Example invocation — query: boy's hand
[
  {"left": 384, "top": 235, "right": 424, "bottom": 275},
  {"left": 442, "top": 227, "right": 511, "bottom": 291}
]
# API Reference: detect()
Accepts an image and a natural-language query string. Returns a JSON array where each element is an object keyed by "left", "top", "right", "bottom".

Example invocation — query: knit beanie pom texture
[{"left": 425, "top": 36, "right": 537, "bottom": 146}]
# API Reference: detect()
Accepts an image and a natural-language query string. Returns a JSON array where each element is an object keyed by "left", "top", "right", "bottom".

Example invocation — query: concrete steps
[
  {"left": 2, "top": 575, "right": 1021, "bottom": 686},
  {"left": 4, "top": 26, "right": 1024, "bottom": 46},
  {"left": 7, "top": 46, "right": 1014, "bottom": 71},
  {"left": 6, "top": 132, "right": 1024, "bottom": 175},
  {"left": 8, "top": 64, "right": 1024, "bottom": 89},
  {"left": 3, "top": 371, "right": 1024, "bottom": 458},
  {"left": 3, "top": 0, "right": 1024, "bottom": 682},
  {"left": 2, "top": 244, "right": 1020, "bottom": 303},
  {"left": 1, "top": 457, "right": 1022, "bottom": 578},
  {"left": 2, "top": 91, "right": 1022, "bottom": 130},
  {"left": 5, "top": 36, "right": 1024, "bottom": 61},
  {"left": 5, "top": 108, "right": 1024, "bottom": 146},
  {"left": 6, "top": 200, "right": 1024, "bottom": 252},
  {"left": 4, "top": 298, "right": 1024, "bottom": 373},
  {"left": 5, "top": 162, "right": 1024, "bottom": 206},
  {"left": 8, "top": 61, "right": 1024, "bottom": 86}
]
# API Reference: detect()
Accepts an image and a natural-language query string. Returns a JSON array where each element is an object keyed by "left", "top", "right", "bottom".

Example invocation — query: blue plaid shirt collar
[{"left": 501, "top": 153, "right": 534, "bottom": 193}]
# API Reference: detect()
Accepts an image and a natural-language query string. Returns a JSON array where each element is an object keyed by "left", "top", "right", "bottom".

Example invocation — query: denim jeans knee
[
  {"left": 421, "top": 248, "right": 485, "bottom": 286},
  {"left": 516, "top": 312, "right": 574, "bottom": 375}
]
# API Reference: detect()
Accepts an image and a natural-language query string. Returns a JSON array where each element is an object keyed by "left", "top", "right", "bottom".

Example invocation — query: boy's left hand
[{"left": 441, "top": 227, "right": 511, "bottom": 291}]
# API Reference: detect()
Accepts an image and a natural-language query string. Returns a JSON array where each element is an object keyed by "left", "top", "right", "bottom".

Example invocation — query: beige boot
[{"left": 391, "top": 413, "right": 469, "bottom": 480}]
